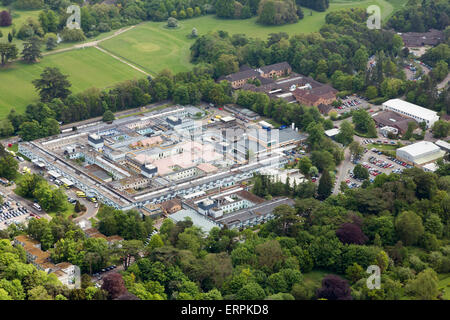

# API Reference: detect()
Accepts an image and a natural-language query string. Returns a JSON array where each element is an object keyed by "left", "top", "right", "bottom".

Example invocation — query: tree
[
  {"left": 0, "top": 152, "right": 18, "bottom": 180},
  {"left": 45, "top": 34, "right": 57, "bottom": 51},
  {"left": 28, "top": 285, "right": 52, "bottom": 300},
  {"left": 0, "top": 43, "right": 18, "bottom": 66},
  {"left": 431, "top": 120, "right": 450, "bottom": 138},
  {"left": 335, "top": 120, "right": 354, "bottom": 146},
  {"left": 102, "top": 110, "right": 115, "bottom": 123},
  {"left": 101, "top": 273, "right": 128, "bottom": 300},
  {"left": 345, "top": 263, "right": 364, "bottom": 284},
  {"left": 32, "top": 67, "right": 72, "bottom": 102},
  {"left": 236, "top": 282, "right": 266, "bottom": 300},
  {"left": 353, "top": 164, "right": 369, "bottom": 180},
  {"left": 353, "top": 46, "right": 368, "bottom": 72},
  {"left": 317, "top": 170, "right": 333, "bottom": 200},
  {"left": 272, "top": 204, "right": 301, "bottom": 236},
  {"left": 349, "top": 141, "right": 364, "bottom": 159},
  {"left": 336, "top": 223, "right": 368, "bottom": 245},
  {"left": 298, "top": 157, "right": 312, "bottom": 175},
  {"left": 0, "top": 10, "right": 12, "bottom": 26},
  {"left": 191, "top": 27, "right": 198, "bottom": 38},
  {"left": 21, "top": 36, "right": 42, "bottom": 63},
  {"left": 8, "top": 32, "right": 12, "bottom": 43},
  {"left": 405, "top": 268, "right": 439, "bottom": 300},
  {"left": 19, "top": 121, "right": 42, "bottom": 141},
  {"left": 365, "top": 86, "right": 378, "bottom": 99},
  {"left": 395, "top": 211, "right": 424, "bottom": 246},
  {"left": 255, "top": 240, "right": 284, "bottom": 271},
  {"left": 167, "top": 17, "right": 178, "bottom": 28},
  {"left": 352, "top": 109, "right": 377, "bottom": 137},
  {"left": 215, "top": 0, "right": 235, "bottom": 18},
  {"left": 316, "top": 275, "right": 352, "bottom": 300}
]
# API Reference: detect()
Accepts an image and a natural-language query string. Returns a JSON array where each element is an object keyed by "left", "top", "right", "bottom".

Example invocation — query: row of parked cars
[
  {"left": 0, "top": 202, "right": 30, "bottom": 224},
  {"left": 369, "top": 156, "right": 395, "bottom": 169},
  {"left": 93, "top": 265, "right": 117, "bottom": 278},
  {"left": 388, "top": 157, "right": 414, "bottom": 168}
]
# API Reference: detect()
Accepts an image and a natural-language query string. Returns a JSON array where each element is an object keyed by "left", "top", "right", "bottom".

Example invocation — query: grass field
[
  {"left": 0, "top": 7, "right": 43, "bottom": 51},
  {"left": 0, "top": 47, "right": 144, "bottom": 118},
  {"left": 100, "top": 0, "right": 403, "bottom": 75},
  {"left": 438, "top": 274, "right": 450, "bottom": 300},
  {"left": 0, "top": 0, "right": 409, "bottom": 119}
]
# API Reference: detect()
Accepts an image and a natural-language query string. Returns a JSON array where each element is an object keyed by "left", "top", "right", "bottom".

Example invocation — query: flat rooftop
[
  {"left": 383, "top": 99, "right": 438, "bottom": 120},
  {"left": 216, "top": 197, "right": 295, "bottom": 226}
]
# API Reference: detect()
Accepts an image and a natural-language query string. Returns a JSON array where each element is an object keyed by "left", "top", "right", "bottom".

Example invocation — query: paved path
[
  {"left": 437, "top": 74, "right": 450, "bottom": 90},
  {"left": 333, "top": 145, "right": 351, "bottom": 195},
  {"left": 94, "top": 45, "right": 150, "bottom": 76},
  {"left": 42, "top": 25, "right": 137, "bottom": 57}
]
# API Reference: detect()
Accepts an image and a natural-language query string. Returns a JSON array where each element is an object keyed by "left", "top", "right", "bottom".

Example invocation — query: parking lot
[
  {"left": 342, "top": 143, "right": 412, "bottom": 188},
  {"left": 0, "top": 192, "right": 38, "bottom": 230},
  {"left": 334, "top": 95, "right": 373, "bottom": 114}
]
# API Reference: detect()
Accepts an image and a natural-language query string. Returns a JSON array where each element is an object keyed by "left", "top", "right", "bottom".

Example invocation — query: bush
[
  {"left": 167, "top": 17, "right": 179, "bottom": 28},
  {"left": 97, "top": 23, "right": 111, "bottom": 33},
  {"left": 369, "top": 97, "right": 387, "bottom": 105},
  {"left": 61, "top": 28, "right": 86, "bottom": 42}
]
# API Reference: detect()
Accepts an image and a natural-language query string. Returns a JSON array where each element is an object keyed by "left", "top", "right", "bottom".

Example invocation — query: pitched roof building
[
  {"left": 399, "top": 29, "right": 444, "bottom": 47},
  {"left": 292, "top": 85, "right": 338, "bottom": 107},
  {"left": 14, "top": 235, "right": 80, "bottom": 289},
  {"left": 219, "top": 62, "right": 292, "bottom": 89}
]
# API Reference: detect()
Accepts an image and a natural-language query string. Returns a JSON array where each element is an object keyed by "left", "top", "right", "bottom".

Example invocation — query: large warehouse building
[
  {"left": 396, "top": 141, "right": 446, "bottom": 165},
  {"left": 382, "top": 99, "right": 440, "bottom": 128}
]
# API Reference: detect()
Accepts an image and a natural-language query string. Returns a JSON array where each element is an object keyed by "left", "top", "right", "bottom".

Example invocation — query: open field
[
  {"left": 0, "top": 47, "right": 144, "bottom": 118},
  {"left": 100, "top": 0, "right": 404, "bottom": 75},
  {"left": 438, "top": 274, "right": 450, "bottom": 300},
  {"left": 0, "top": 0, "right": 409, "bottom": 119},
  {"left": 0, "top": 7, "right": 42, "bottom": 51}
]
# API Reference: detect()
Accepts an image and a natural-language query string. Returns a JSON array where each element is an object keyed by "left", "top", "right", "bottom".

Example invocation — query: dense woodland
[
  {"left": 1, "top": 155, "right": 450, "bottom": 300},
  {"left": 0, "top": 7, "right": 448, "bottom": 141},
  {"left": 387, "top": 0, "right": 450, "bottom": 32}
]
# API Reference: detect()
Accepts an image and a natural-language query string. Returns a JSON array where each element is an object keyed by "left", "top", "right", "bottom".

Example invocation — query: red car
[
  {"left": 218, "top": 107, "right": 223, "bottom": 110},
  {"left": 311, "top": 177, "right": 317, "bottom": 182}
]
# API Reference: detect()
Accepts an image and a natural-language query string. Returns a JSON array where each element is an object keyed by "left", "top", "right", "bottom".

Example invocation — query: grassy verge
[
  {"left": 117, "top": 104, "right": 170, "bottom": 119},
  {"left": 438, "top": 274, "right": 450, "bottom": 300},
  {"left": 366, "top": 143, "right": 402, "bottom": 151}
]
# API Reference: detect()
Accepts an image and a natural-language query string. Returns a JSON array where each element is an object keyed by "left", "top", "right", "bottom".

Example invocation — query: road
[
  {"left": 43, "top": 25, "right": 137, "bottom": 56},
  {"left": 59, "top": 100, "right": 169, "bottom": 131},
  {"left": 333, "top": 145, "right": 351, "bottom": 195},
  {"left": 1, "top": 185, "right": 52, "bottom": 222}
]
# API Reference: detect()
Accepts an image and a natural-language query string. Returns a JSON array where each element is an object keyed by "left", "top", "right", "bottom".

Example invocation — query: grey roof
[
  {"left": 279, "top": 128, "right": 307, "bottom": 143},
  {"left": 225, "top": 69, "right": 259, "bottom": 82},
  {"left": 169, "top": 208, "right": 221, "bottom": 233},
  {"left": 259, "top": 62, "right": 292, "bottom": 74},
  {"left": 216, "top": 197, "right": 295, "bottom": 226}
]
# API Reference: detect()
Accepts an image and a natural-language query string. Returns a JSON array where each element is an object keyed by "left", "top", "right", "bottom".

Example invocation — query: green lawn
[
  {"left": 367, "top": 143, "right": 402, "bottom": 151},
  {"left": 0, "top": 0, "right": 408, "bottom": 119},
  {"left": 100, "top": 0, "right": 401, "bottom": 75},
  {"left": 438, "top": 274, "right": 450, "bottom": 300},
  {"left": 0, "top": 47, "right": 144, "bottom": 119},
  {"left": 302, "top": 270, "right": 332, "bottom": 287},
  {"left": 0, "top": 7, "right": 43, "bottom": 51}
]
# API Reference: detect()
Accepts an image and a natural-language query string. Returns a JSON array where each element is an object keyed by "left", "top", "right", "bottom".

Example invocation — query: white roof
[
  {"left": 325, "top": 128, "right": 340, "bottom": 137},
  {"left": 397, "top": 141, "right": 440, "bottom": 157},
  {"left": 383, "top": 99, "right": 438, "bottom": 121},
  {"left": 221, "top": 116, "right": 235, "bottom": 122},
  {"left": 60, "top": 177, "right": 74, "bottom": 186},
  {"left": 435, "top": 140, "right": 450, "bottom": 151},
  {"left": 422, "top": 162, "right": 438, "bottom": 172},
  {"left": 48, "top": 170, "right": 61, "bottom": 178},
  {"left": 259, "top": 121, "right": 274, "bottom": 128}
]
